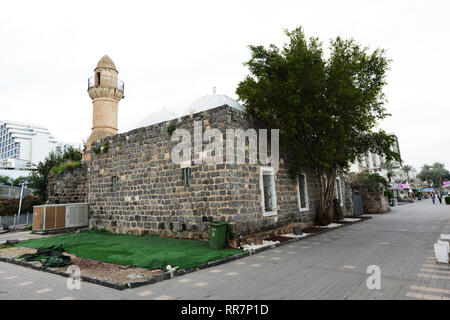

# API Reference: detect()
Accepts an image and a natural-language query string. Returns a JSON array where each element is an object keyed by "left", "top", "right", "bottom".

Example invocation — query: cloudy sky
[{"left": 0, "top": 0, "right": 448, "bottom": 171}]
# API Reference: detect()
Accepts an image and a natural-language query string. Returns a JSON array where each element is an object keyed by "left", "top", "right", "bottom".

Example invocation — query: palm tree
[
  {"left": 381, "top": 161, "right": 396, "bottom": 182},
  {"left": 0, "top": 175, "right": 13, "bottom": 186},
  {"left": 402, "top": 165, "right": 413, "bottom": 182}
]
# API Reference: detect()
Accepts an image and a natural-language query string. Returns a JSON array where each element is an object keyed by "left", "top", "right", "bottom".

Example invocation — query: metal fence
[
  {"left": 0, "top": 184, "right": 34, "bottom": 199},
  {"left": 0, "top": 213, "right": 33, "bottom": 229}
]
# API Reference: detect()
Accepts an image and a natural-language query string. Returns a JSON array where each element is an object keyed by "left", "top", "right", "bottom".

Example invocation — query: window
[
  {"left": 182, "top": 168, "right": 191, "bottom": 186},
  {"left": 96, "top": 72, "right": 101, "bottom": 86},
  {"left": 297, "top": 174, "right": 309, "bottom": 211},
  {"left": 112, "top": 176, "right": 118, "bottom": 192},
  {"left": 260, "top": 166, "right": 277, "bottom": 216}
]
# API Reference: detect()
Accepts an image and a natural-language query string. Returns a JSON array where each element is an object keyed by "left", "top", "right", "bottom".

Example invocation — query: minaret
[{"left": 84, "top": 55, "right": 124, "bottom": 161}]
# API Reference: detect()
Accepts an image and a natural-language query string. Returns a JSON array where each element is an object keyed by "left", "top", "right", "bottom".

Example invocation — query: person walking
[
  {"left": 431, "top": 192, "right": 436, "bottom": 204},
  {"left": 438, "top": 193, "right": 443, "bottom": 204}
]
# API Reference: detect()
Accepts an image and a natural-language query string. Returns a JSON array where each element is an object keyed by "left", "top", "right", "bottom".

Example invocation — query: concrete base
[{"left": 32, "top": 226, "right": 89, "bottom": 235}]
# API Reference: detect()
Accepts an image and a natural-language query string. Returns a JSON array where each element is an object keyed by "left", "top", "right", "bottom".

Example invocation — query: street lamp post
[{"left": 17, "top": 181, "right": 25, "bottom": 220}]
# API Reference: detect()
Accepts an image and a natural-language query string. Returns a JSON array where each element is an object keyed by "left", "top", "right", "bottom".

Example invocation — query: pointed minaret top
[{"left": 96, "top": 55, "right": 116, "bottom": 69}]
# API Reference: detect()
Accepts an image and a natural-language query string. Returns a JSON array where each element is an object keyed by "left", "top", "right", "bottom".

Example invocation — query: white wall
[{"left": 0, "top": 169, "right": 32, "bottom": 179}]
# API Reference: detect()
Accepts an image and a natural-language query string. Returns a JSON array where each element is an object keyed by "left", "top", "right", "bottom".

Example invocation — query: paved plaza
[{"left": 1, "top": 200, "right": 449, "bottom": 300}]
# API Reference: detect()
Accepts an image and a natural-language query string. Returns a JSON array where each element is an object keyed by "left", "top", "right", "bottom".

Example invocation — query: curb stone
[{"left": 0, "top": 216, "right": 371, "bottom": 290}]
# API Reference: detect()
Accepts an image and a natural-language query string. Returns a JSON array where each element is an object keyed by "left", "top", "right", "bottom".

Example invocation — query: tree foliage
[
  {"left": 236, "top": 27, "right": 400, "bottom": 225},
  {"left": 26, "top": 147, "right": 82, "bottom": 202},
  {"left": 0, "top": 195, "right": 41, "bottom": 216},
  {"left": 348, "top": 171, "right": 389, "bottom": 190},
  {"left": 380, "top": 161, "right": 397, "bottom": 182},
  {"left": 417, "top": 162, "right": 450, "bottom": 187},
  {"left": 0, "top": 175, "right": 27, "bottom": 187},
  {"left": 401, "top": 165, "right": 413, "bottom": 182}
]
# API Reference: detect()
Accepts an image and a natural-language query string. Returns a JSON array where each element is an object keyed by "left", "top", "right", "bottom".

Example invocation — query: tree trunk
[{"left": 315, "top": 168, "right": 337, "bottom": 226}]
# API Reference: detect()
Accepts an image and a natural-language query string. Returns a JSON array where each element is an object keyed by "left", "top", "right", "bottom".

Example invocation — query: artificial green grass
[
  {"left": 18, "top": 230, "right": 243, "bottom": 270},
  {"left": 0, "top": 243, "right": 15, "bottom": 250}
]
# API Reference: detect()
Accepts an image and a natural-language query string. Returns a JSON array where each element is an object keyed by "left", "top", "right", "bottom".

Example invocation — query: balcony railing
[{"left": 88, "top": 75, "right": 124, "bottom": 92}]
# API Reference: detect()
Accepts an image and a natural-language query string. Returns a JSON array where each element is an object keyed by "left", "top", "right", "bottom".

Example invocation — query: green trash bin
[
  {"left": 209, "top": 221, "right": 227, "bottom": 250},
  {"left": 389, "top": 199, "right": 395, "bottom": 207}
]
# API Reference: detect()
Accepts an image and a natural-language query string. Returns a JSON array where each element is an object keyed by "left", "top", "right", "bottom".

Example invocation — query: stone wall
[
  {"left": 47, "top": 105, "right": 354, "bottom": 246},
  {"left": 352, "top": 185, "right": 391, "bottom": 214},
  {"left": 86, "top": 105, "right": 350, "bottom": 245},
  {"left": 342, "top": 180, "right": 354, "bottom": 217},
  {"left": 47, "top": 166, "right": 88, "bottom": 204}
]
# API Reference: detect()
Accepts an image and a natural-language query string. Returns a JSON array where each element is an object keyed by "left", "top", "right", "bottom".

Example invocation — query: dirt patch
[
  {"left": 0, "top": 246, "right": 164, "bottom": 285},
  {"left": 302, "top": 226, "right": 327, "bottom": 234},
  {"left": 266, "top": 236, "right": 292, "bottom": 243},
  {"left": 0, "top": 246, "right": 36, "bottom": 258},
  {"left": 53, "top": 253, "right": 164, "bottom": 284}
]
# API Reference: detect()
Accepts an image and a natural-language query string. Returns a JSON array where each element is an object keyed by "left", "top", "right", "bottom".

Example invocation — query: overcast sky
[{"left": 0, "top": 0, "right": 448, "bottom": 171}]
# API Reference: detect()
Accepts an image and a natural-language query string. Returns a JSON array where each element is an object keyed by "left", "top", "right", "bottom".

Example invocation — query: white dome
[
  {"left": 184, "top": 90, "right": 245, "bottom": 116},
  {"left": 135, "top": 108, "right": 179, "bottom": 129}
]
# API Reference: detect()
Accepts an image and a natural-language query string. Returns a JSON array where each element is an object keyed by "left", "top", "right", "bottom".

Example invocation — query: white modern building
[
  {"left": 349, "top": 134, "right": 405, "bottom": 182},
  {"left": 0, "top": 120, "right": 76, "bottom": 169}
]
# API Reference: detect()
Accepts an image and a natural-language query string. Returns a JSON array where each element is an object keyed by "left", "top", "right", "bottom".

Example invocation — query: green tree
[
  {"left": 26, "top": 152, "right": 61, "bottom": 202},
  {"left": 26, "top": 147, "right": 82, "bottom": 202},
  {"left": 62, "top": 146, "right": 82, "bottom": 162},
  {"left": 236, "top": 27, "right": 400, "bottom": 225},
  {"left": 0, "top": 175, "right": 12, "bottom": 186},
  {"left": 0, "top": 175, "right": 25, "bottom": 186},
  {"left": 417, "top": 162, "right": 450, "bottom": 187},
  {"left": 401, "top": 165, "right": 413, "bottom": 182},
  {"left": 381, "top": 161, "right": 397, "bottom": 182}
]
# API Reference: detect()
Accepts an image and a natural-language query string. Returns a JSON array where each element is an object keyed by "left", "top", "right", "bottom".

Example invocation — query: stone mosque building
[{"left": 48, "top": 56, "right": 354, "bottom": 247}]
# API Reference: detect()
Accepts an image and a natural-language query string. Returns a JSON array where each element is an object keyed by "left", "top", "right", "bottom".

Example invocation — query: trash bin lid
[{"left": 210, "top": 221, "right": 227, "bottom": 227}]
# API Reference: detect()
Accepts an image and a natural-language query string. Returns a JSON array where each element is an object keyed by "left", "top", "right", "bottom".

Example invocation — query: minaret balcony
[{"left": 88, "top": 75, "right": 124, "bottom": 92}]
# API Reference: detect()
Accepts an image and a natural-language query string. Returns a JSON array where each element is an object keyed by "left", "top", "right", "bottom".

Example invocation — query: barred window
[
  {"left": 112, "top": 176, "right": 118, "bottom": 192},
  {"left": 182, "top": 168, "right": 191, "bottom": 186}
]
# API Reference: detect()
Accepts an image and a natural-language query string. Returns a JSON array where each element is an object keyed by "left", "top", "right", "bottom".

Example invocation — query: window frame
[
  {"left": 297, "top": 173, "right": 309, "bottom": 212},
  {"left": 259, "top": 166, "right": 277, "bottom": 217},
  {"left": 182, "top": 167, "right": 191, "bottom": 186},
  {"left": 335, "top": 177, "right": 344, "bottom": 206},
  {"left": 112, "top": 176, "right": 118, "bottom": 192}
]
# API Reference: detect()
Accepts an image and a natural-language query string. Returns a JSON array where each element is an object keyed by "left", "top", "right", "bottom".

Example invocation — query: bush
[
  {"left": 27, "top": 148, "right": 82, "bottom": 202},
  {"left": 89, "top": 226, "right": 111, "bottom": 233},
  {"left": 102, "top": 142, "right": 109, "bottom": 153},
  {"left": 92, "top": 146, "right": 101, "bottom": 154},
  {"left": 167, "top": 123, "right": 176, "bottom": 135},
  {"left": 51, "top": 160, "right": 82, "bottom": 175},
  {"left": 445, "top": 196, "right": 450, "bottom": 205},
  {"left": 384, "top": 190, "right": 394, "bottom": 199},
  {"left": 0, "top": 195, "right": 42, "bottom": 216}
]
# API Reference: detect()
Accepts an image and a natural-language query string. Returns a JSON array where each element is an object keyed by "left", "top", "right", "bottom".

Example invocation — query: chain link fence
[
  {"left": 0, "top": 213, "right": 33, "bottom": 229},
  {"left": 0, "top": 184, "right": 34, "bottom": 199}
]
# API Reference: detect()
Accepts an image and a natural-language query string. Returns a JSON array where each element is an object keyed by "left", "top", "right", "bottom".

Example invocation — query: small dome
[
  {"left": 184, "top": 89, "right": 245, "bottom": 115},
  {"left": 96, "top": 55, "right": 116, "bottom": 69},
  {"left": 135, "top": 108, "right": 179, "bottom": 129}
]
